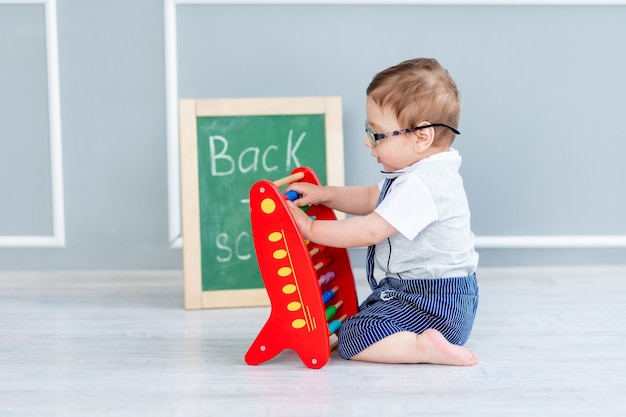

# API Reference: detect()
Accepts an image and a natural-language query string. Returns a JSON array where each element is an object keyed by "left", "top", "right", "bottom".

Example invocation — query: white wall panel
[{"left": 0, "top": 0, "right": 64, "bottom": 248}]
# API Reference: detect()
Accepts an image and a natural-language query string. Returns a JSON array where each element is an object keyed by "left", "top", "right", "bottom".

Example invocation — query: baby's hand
[
  {"left": 286, "top": 201, "right": 313, "bottom": 238},
  {"left": 285, "top": 182, "right": 326, "bottom": 208}
]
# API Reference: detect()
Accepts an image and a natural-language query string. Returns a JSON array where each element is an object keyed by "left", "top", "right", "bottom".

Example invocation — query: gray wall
[{"left": 1, "top": 1, "right": 626, "bottom": 270}]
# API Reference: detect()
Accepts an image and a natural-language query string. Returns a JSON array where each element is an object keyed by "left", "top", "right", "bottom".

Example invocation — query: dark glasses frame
[{"left": 365, "top": 120, "right": 461, "bottom": 147}]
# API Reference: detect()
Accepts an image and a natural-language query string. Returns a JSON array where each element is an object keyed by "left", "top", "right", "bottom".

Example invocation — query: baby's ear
[{"left": 414, "top": 124, "right": 435, "bottom": 152}]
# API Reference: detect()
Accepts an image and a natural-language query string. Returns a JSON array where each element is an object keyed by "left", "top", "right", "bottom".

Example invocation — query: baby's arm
[
  {"left": 287, "top": 203, "right": 397, "bottom": 248},
  {"left": 286, "top": 183, "right": 379, "bottom": 216}
]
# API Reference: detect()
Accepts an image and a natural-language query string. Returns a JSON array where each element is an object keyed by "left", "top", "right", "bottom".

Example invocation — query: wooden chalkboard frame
[{"left": 179, "top": 97, "right": 344, "bottom": 309}]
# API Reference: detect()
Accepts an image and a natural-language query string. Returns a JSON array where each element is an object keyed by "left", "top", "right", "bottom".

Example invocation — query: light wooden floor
[{"left": 1, "top": 266, "right": 625, "bottom": 416}]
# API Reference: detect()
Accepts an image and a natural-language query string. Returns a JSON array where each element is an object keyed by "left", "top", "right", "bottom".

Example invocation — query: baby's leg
[{"left": 350, "top": 328, "right": 478, "bottom": 365}]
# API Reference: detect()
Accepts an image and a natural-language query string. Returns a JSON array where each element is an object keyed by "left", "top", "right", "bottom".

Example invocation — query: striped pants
[{"left": 337, "top": 274, "right": 479, "bottom": 359}]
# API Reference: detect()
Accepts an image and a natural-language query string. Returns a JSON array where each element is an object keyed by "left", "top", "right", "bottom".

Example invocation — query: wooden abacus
[{"left": 244, "top": 166, "right": 358, "bottom": 369}]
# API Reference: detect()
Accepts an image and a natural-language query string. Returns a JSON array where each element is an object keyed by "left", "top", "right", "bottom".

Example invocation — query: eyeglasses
[{"left": 365, "top": 120, "right": 461, "bottom": 147}]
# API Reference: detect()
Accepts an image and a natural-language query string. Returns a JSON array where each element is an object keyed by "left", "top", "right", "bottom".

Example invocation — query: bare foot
[
  {"left": 350, "top": 329, "right": 478, "bottom": 365},
  {"left": 416, "top": 329, "right": 478, "bottom": 366}
]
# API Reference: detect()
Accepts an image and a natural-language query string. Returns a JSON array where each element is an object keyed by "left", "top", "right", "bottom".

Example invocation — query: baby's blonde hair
[{"left": 367, "top": 58, "right": 461, "bottom": 144}]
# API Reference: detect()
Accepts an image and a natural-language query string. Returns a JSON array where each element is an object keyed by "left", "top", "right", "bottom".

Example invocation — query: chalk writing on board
[{"left": 205, "top": 129, "right": 307, "bottom": 176}]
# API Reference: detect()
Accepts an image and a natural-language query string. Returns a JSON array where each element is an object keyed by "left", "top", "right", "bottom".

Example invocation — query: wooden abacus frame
[{"left": 245, "top": 167, "right": 358, "bottom": 369}]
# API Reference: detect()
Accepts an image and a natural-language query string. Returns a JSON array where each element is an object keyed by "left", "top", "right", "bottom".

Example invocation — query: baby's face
[{"left": 364, "top": 98, "right": 423, "bottom": 172}]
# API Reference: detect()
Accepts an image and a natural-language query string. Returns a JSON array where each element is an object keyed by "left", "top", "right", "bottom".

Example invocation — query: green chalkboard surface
[
  {"left": 180, "top": 97, "right": 344, "bottom": 309},
  {"left": 197, "top": 114, "right": 327, "bottom": 291}
]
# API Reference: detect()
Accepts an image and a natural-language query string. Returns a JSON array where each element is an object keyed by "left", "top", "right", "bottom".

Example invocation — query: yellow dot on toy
[
  {"left": 287, "top": 301, "right": 302, "bottom": 311},
  {"left": 273, "top": 249, "right": 287, "bottom": 260},
  {"left": 277, "top": 266, "right": 292, "bottom": 277},
  {"left": 282, "top": 284, "right": 297, "bottom": 294},
  {"left": 261, "top": 198, "right": 276, "bottom": 214},
  {"left": 268, "top": 231, "right": 283, "bottom": 242},
  {"left": 291, "top": 319, "right": 306, "bottom": 329}
]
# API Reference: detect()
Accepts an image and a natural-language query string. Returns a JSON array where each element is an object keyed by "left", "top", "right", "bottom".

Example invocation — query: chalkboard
[{"left": 179, "top": 97, "right": 344, "bottom": 309}]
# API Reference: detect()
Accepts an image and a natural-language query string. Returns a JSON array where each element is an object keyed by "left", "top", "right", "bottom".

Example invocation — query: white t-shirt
[{"left": 373, "top": 149, "right": 479, "bottom": 280}]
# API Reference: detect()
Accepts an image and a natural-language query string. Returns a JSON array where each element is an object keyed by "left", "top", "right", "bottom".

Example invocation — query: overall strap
[{"left": 365, "top": 176, "right": 397, "bottom": 289}]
